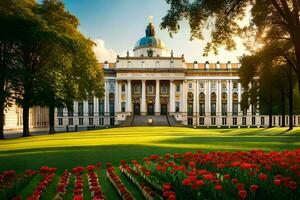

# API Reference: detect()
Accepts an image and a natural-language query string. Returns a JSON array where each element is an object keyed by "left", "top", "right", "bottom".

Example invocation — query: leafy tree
[
  {"left": 161, "top": 0, "right": 300, "bottom": 91},
  {"left": 0, "top": 0, "right": 36, "bottom": 139}
]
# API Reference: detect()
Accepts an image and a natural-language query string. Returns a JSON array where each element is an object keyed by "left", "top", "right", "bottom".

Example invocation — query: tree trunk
[
  {"left": 49, "top": 105, "right": 55, "bottom": 134},
  {"left": 22, "top": 102, "right": 30, "bottom": 137},
  {"left": 268, "top": 93, "right": 273, "bottom": 128},
  {"left": 281, "top": 91, "right": 285, "bottom": 127},
  {"left": 288, "top": 64, "right": 293, "bottom": 130},
  {"left": 0, "top": 107, "right": 4, "bottom": 139}
]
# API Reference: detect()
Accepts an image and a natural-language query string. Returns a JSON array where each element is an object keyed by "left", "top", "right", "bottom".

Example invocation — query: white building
[{"left": 53, "top": 21, "right": 300, "bottom": 129}]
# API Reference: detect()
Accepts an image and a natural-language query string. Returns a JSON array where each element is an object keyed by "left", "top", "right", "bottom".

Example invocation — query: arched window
[
  {"left": 211, "top": 92, "right": 216, "bottom": 116},
  {"left": 187, "top": 92, "right": 193, "bottom": 116},
  {"left": 232, "top": 93, "right": 238, "bottom": 116},
  {"left": 221, "top": 93, "right": 227, "bottom": 116},
  {"left": 199, "top": 93, "right": 205, "bottom": 116},
  {"left": 109, "top": 93, "right": 115, "bottom": 116}
]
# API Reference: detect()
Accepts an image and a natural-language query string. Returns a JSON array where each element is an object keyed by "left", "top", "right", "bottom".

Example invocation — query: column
[
  {"left": 228, "top": 80, "right": 232, "bottom": 115},
  {"left": 218, "top": 81, "right": 222, "bottom": 116},
  {"left": 94, "top": 97, "right": 98, "bottom": 116},
  {"left": 169, "top": 80, "right": 175, "bottom": 113},
  {"left": 104, "top": 81, "right": 109, "bottom": 115},
  {"left": 118, "top": 81, "right": 122, "bottom": 112},
  {"left": 207, "top": 80, "right": 211, "bottom": 115},
  {"left": 114, "top": 80, "right": 119, "bottom": 113},
  {"left": 155, "top": 80, "right": 160, "bottom": 115},
  {"left": 193, "top": 80, "right": 197, "bottom": 114},
  {"left": 126, "top": 80, "right": 132, "bottom": 113},
  {"left": 238, "top": 82, "right": 241, "bottom": 113},
  {"left": 182, "top": 81, "right": 187, "bottom": 113},
  {"left": 141, "top": 80, "right": 146, "bottom": 115},
  {"left": 179, "top": 81, "right": 183, "bottom": 112}
]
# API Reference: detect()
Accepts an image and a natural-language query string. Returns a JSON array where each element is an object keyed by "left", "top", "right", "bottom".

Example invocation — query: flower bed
[
  {"left": 26, "top": 167, "right": 56, "bottom": 200},
  {"left": 106, "top": 163, "right": 135, "bottom": 200},
  {"left": 119, "top": 160, "right": 162, "bottom": 200},
  {"left": 0, "top": 170, "right": 37, "bottom": 200},
  {"left": 137, "top": 150, "right": 300, "bottom": 200},
  {"left": 86, "top": 165, "right": 105, "bottom": 200},
  {"left": 72, "top": 167, "right": 84, "bottom": 200},
  {"left": 53, "top": 169, "right": 71, "bottom": 199}
]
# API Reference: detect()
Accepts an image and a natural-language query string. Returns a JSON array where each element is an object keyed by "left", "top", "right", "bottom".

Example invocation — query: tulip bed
[{"left": 0, "top": 149, "right": 299, "bottom": 200}]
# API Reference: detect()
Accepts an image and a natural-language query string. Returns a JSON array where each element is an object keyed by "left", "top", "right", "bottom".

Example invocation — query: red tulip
[
  {"left": 215, "top": 184, "right": 222, "bottom": 190},
  {"left": 250, "top": 184, "right": 259, "bottom": 192},
  {"left": 259, "top": 173, "right": 267, "bottom": 181},
  {"left": 239, "top": 190, "right": 247, "bottom": 199},
  {"left": 288, "top": 181, "right": 297, "bottom": 190}
]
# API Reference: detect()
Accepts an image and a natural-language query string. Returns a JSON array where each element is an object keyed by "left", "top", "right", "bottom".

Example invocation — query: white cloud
[{"left": 93, "top": 39, "right": 117, "bottom": 63}]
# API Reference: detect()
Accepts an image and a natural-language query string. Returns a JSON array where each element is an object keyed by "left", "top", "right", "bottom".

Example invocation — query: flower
[
  {"left": 250, "top": 184, "right": 259, "bottom": 192},
  {"left": 214, "top": 184, "right": 222, "bottom": 190},
  {"left": 239, "top": 190, "right": 247, "bottom": 199},
  {"left": 259, "top": 173, "right": 267, "bottom": 181},
  {"left": 196, "top": 179, "right": 204, "bottom": 186},
  {"left": 182, "top": 178, "right": 191, "bottom": 186},
  {"left": 274, "top": 179, "right": 281, "bottom": 186},
  {"left": 288, "top": 181, "right": 297, "bottom": 190}
]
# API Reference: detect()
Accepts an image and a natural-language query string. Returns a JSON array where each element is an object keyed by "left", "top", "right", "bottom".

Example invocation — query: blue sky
[{"left": 52, "top": 0, "right": 247, "bottom": 63}]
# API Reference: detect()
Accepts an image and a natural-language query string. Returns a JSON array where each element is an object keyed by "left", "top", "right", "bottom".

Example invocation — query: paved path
[{"left": 4, "top": 128, "right": 52, "bottom": 139}]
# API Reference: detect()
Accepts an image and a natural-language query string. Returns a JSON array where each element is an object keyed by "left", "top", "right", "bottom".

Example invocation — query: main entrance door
[
  {"left": 161, "top": 104, "right": 167, "bottom": 115},
  {"left": 134, "top": 103, "right": 140, "bottom": 115},
  {"left": 147, "top": 104, "right": 154, "bottom": 115}
]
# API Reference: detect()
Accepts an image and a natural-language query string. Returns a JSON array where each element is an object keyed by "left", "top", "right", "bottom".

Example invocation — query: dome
[
  {"left": 134, "top": 36, "right": 166, "bottom": 50},
  {"left": 133, "top": 22, "right": 166, "bottom": 51}
]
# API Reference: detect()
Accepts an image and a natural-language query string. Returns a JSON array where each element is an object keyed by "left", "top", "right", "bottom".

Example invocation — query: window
[
  {"left": 188, "top": 117, "right": 193, "bottom": 126},
  {"left": 57, "top": 107, "right": 64, "bottom": 117},
  {"left": 110, "top": 117, "right": 115, "bottom": 125},
  {"left": 175, "top": 102, "right": 180, "bottom": 112},
  {"left": 148, "top": 84, "right": 154, "bottom": 94},
  {"left": 243, "top": 109, "right": 247, "bottom": 116},
  {"left": 88, "top": 101, "right": 94, "bottom": 116},
  {"left": 121, "top": 84, "right": 126, "bottom": 92},
  {"left": 222, "top": 118, "right": 227, "bottom": 125},
  {"left": 188, "top": 83, "right": 193, "bottom": 89},
  {"left": 99, "top": 101, "right": 104, "bottom": 116},
  {"left": 199, "top": 93, "right": 205, "bottom": 116},
  {"left": 176, "top": 84, "right": 180, "bottom": 92},
  {"left": 242, "top": 117, "right": 246, "bottom": 125},
  {"left": 69, "top": 118, "right": 73, "bottom": 125},
  {"left": 211, "top": 118, "right": 216, "bottom": 125},
  {"left": 58, "top": 118, "right": 63, "bottom": 126},
  {"left": 134, "top": 85, "right": 141, "bottom": 94},
  {"left": 161, "top": 84, "right": 167, "bottom": 94},
  {"left": 233, "top": 117, "right": 237, "bottom": 125},
  {"left": 252, "top": 117, "right": 256, "bottom": 126},
  {"left": 232, "top": 93, "right": 238, "bottom": 116},
  {"left": 99, "top": 118, "right": 104, "bottom": 125},
  {"left": 261, "top": 117, "right": 265, "bottom": 125},
  {"left": 221, "top": 93, "right": 227, "bottom": 116},
  {"left": 121, "top": 102, "right": 126, "bottom": 112},
  {"left": 89, "top": 118, "right": 93, "bottom": 125},
  {"left": 199, "top": 117, "right": 204, "bottom": 125},
  {"left": 78, "top": 102, "right": 83, "bottom": 116},
  {"left": 79, "top": 118, "right": 83, "bottom": 125},
  {"left": 187, "top": 103, "right": 193, "bottom": 116},
  {"left": 211, "top": 93, "right": 216, "bottom": 116}
]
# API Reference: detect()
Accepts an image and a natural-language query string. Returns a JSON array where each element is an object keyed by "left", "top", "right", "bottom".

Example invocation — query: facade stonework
[{"left": 54, "top": 22, "right": 300, "bottom": 128}]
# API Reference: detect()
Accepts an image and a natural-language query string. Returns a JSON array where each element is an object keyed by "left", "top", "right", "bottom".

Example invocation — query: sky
[{"left": 54, "top": 0, "right": 249, "bottom": 63}]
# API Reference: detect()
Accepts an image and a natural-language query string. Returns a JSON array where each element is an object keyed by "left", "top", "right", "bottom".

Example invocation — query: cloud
[{"left": 93, "top": 39, "right": 117, "bottom": 63}]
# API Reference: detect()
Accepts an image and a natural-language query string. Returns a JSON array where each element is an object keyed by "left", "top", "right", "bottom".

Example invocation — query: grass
[{"left": 1, "top": 126, "right": 300, "bottom": 199}]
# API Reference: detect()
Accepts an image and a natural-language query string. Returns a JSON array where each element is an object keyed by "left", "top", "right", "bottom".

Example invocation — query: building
[{"left": 53, "top": 20, "right": 299, "bottom": 128}]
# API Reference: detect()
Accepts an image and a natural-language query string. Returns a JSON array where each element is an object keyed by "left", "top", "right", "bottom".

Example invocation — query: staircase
[
  {"left": 167, "top": 113, "right": 182, "bottom": 127},
  {"left": 118, "top": 115, "right": 134, "bottom": 127},
  {"left": 131, "top": 115, "right": 170, "bottom": 126}
]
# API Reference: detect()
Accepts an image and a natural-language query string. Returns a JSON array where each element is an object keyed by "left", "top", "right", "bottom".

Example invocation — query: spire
[{"left": 145, "top": 16, "right": 155, "bottom": 36}]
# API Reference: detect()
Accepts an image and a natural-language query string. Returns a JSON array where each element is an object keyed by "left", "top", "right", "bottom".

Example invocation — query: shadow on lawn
[{"left": 1, "top": 139, "right": 300, "bottom": 173}]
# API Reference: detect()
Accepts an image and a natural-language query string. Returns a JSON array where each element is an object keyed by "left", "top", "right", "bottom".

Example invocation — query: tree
[
  {"left": 35, "top": 0, "right": 104, "bottom": 134},
  {"left": 161, "top": 0, "right": 300, "bottom": 91},
  {"left": 239, "top": 41, "right": 298, "bottom": 129},
  {"left": 0, "top": 0, "right": 36, "bottom": 139}
]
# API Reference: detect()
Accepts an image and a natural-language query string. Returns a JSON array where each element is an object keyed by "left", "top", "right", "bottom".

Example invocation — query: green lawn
[
  {"left": 1, "top": 126, "right": 300, "bottom": 199},
  {"left": 1, "top": 126, "right": 300, "bottom": 172}
]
